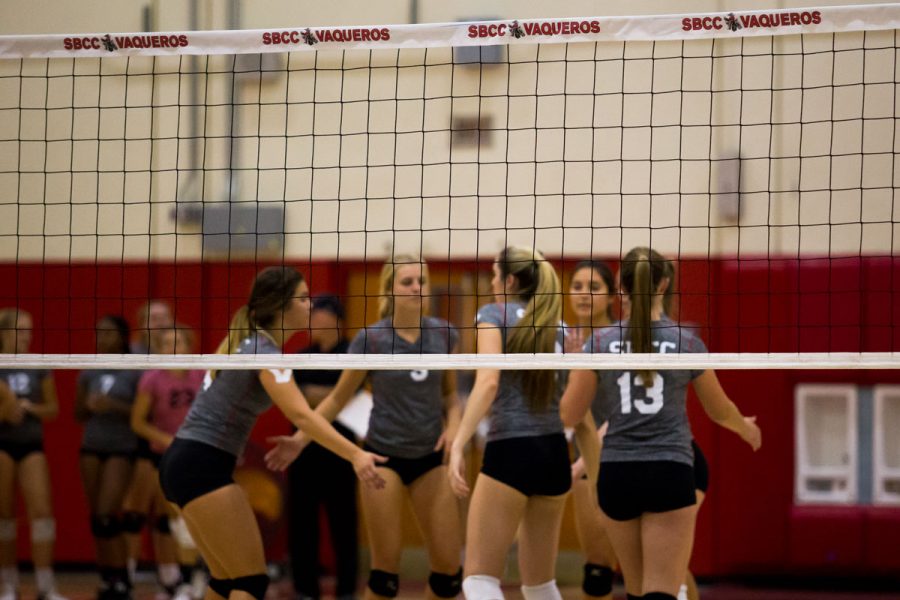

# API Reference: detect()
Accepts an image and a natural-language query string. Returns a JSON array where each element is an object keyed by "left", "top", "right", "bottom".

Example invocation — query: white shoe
[
  {"left": 189, "top": 570, "right": 207, "bottom": 600},
  {"left": 677, "top": 583, "right": 689, "bottom": 600},
  {"left": 172, "top": 584, "right": 193, "bottom": 600},
  {"left": 37, "top": 591, "right": 69, "bottom": 600}
]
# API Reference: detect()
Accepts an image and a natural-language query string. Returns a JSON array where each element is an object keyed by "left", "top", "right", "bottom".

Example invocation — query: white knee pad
[
  {"left": 520, "top": 580, "right": 562, "bottom": 600},
  {"left": 462, "top": 575, "right": 503, "bottom": 600},
  {"left": 169, "top": 516, "right": 196, "bottom": 550},
  {"left": 31, "top": 518, "right": 55, "bottom": 543},
  {"left": 0, "top": 520, "right": 15, "bottom": 542}
]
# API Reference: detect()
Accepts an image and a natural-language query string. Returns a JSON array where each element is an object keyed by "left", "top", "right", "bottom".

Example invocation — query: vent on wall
[{"left": 174, "top": 203, "right": 285, "bottom": 256}]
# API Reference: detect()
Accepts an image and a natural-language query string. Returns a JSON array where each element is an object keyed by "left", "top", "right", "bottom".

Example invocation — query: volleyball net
[{"left": 0, "top": 4, "right": 898, "bottom": 370}]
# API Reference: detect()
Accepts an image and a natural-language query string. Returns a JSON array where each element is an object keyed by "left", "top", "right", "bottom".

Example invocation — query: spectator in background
[
  {"left": 77, "top": 316, "right": 143, "bottom": 600},
  {"left": 123, "top": 300, "right": 175, "bottom": 584},
  {"left": 0, "top": 308, "right": 67, "bottom": 600}
]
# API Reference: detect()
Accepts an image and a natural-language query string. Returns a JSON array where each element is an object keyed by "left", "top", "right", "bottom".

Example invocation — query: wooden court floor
[{"left": 10, "top": 571, "right": 898, "bottom": 600}]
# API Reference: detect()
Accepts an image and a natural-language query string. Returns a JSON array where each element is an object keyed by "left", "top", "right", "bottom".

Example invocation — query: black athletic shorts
[
  {"left": 79, "top": 448, "right": 135, "bottom": 462},
  {"left": 0, "top": 440, "right": 44, "bottom": 462},
  {"left": 135, "top": 437, "right": 157, "bottom": 462},
  {"left": 159, "top": 438, "right": 237, "bottom": 508},
  {"left": 481, "top": 433, "right": 571, "bottom": 497},
  {"left": 597, "top": 460, "right": 696, "bottom": 522},
  {"left": 363, "top": 443, "right": 442, "bottom": 486},
  {"left": 692, "top": 440, "right": 709, "bottom": 493}
]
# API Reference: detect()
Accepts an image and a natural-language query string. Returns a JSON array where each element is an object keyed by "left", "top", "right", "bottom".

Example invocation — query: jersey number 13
[{"left": 617, "top": 372, "right": 664, "bottom": 415}]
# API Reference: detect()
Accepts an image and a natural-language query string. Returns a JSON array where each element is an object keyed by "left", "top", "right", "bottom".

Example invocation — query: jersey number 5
[{"left": 617, "top": 372, "right": 664, "bottom": 415}]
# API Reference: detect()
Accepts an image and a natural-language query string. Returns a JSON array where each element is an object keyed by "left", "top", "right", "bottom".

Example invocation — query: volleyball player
[
  {"left": 123, "top": 300, "right": 175, "bottom": 586},
  {"left": 266, "top": 257, "right": 463, "bottom": 600},
  {"left": 565, "top": 262, "right": 619, "bottom": 600},
  {"left": 158, "top": 266, "right": 385, "bottom": 600},
  {"left": 560, "top": 247, "right": 761, "bottom": 600},
  {"left": 131, "top": 326, "right": 204, "bottom": 600},
  {"left": 448, "top": 246, "right": 591, "bottom": 600},
  {"left": 77, "top": 316, "right": 143, "bottom": 600},
  {"left": 0, "top": 308, "right": 66, "bottom": 600}
]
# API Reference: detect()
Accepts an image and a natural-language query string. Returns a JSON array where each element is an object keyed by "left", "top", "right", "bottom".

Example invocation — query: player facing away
[
  {"left": 448, "top": 246, "right": 596, "bottom": 600},
  {"left": 266, "top": 256, "right": 464, "bottom": 600},
  {"left": 560, "top": 247, "right": 761, "bottom": 600},
  {"left": 158, "top": 266, "right": 385, "bottom": 600}
]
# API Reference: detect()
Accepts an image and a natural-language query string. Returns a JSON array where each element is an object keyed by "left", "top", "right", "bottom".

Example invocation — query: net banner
[{"left": 2, "top": 3, "right": 900, "bottom": 59}]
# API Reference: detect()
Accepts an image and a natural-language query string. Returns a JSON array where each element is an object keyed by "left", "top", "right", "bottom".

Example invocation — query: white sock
[
  {"left": 520, "top": 580, "right": 562, "bottom": 600},
  {"left": 677, "top": 583, "right": 689, "bottom": 600},
  {"left": 158, "top": 563, "right": 181, "bottom": 588},
  {"left": 126, "top": 558, "right": 137, "bottom": 583},
  {"left": 462, "top": 575, "right": 503, "bottom": 600},
  {"left": 0, "top": 567, "right": 18, "bottom": 591},
  {"left": 35, "top": 568, "right": 55, "bottom": 594}
]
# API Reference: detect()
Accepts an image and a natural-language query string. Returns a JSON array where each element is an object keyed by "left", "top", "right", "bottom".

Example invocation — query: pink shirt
[{"left": 138, "top": 369, "right": 206, "bottom": 454}]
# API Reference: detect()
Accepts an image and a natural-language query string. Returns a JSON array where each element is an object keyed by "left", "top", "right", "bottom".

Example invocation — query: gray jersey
[
  {"left": 176, "top": 333, "right": 281, "bottom": 457},
  {"left": 586, "top": 318, "right": 707, "bottom": 465},
  {"left": 79, "top": 369, "right": 142, "bottom": 454},
  {"left": 0, "top": 369, "right": 49, "bottom": 445},
  {"left": 476, "top": 302, "right": 564, "bottom": 442},
  {"left": 349, "top": 316, "right": 458, "bottom": 458}
]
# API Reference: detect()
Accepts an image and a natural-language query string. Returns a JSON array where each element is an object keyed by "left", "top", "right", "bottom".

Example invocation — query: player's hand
[
  {"left": 86, "top": 393, "right": 111, "bottom": 414},
  {"left": 741, "top": 415, "right": 762, "bottom": 451},
  {"left": 564, "top": 326, "right": 586, "bottom": 354},
  {"left": 448, "top": 441, "right": 469, "bottom": 498},
  {"left": 264, "top": 434, "right": 309, "bottom": 472},
  {"left": 6, "top": 400, "right": 26, "bottom": 425},
  {"left": 352, "top": 450, "right": 387, "bottom": 489}
]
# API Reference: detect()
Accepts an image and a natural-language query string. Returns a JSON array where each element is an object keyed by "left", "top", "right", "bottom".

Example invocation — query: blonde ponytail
[
  {"left": 499, "top": 247, "right": 562, "bottom": 410},
  {"left": 215, "top": 305, "right": 254, "bottom": 356}
]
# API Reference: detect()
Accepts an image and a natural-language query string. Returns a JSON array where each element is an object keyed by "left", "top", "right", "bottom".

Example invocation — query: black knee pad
[
  {"left": 230, "top": 574, "right": 269, "bottom": 600},
  {"left": 582, "top": 563, "right": 614, "bottom": 597},
  {"left": 120, "top": 511, "right": 147, "bottom": 534},
  {"left": 626, "top": 594, "right": 643, "bottom": 600},
  {"left": 642, "top": 593, "right": 676, "bottom": 600},
  {"left": 207, "top": 577, "right": 232, "bottom": 599},
  {"left": 368, "top": 569, "right": 399, "bottom": 598},
  {"left": 428, "top": 568, "right": 462, "bottom": 598},
  {"left": 153, "top": 514, "right": 171, "bottom": 534},
  {"left": 90, "top": 514, "right": 122, "bottom": 539}
]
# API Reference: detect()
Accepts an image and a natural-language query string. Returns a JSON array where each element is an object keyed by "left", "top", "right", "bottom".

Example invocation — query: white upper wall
[{"left": 0, "top": 1, "right": 897, "bottom": 261}]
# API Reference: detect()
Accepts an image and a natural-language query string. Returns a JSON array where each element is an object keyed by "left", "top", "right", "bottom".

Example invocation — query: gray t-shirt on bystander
[
  {"left": 476, "top": 302, "right": 564, "bottom": 442},
  {"left": 0, "top": 369, "right": 50, "bottom": 445},
  {"left": 585, "top": 317, "right": 707, "bottom": 466},
  {"left": 176, "top": 333, "right": 282, "bottom": 457},
  {"left": 78, "top": 369, "right": 142, "bottom": 454},
  {"left": 348, "top": 316, "right": 458, "bottom": 459}
]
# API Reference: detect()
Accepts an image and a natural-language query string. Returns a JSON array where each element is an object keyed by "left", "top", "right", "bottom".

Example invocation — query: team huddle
[{"left": 0, "top": 245, "right": 762, "bottom": 600}]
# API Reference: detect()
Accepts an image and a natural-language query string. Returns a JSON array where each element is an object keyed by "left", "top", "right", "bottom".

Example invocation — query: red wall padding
[{"left": 1, "top": 257, "right": 899, "bottom": 573}]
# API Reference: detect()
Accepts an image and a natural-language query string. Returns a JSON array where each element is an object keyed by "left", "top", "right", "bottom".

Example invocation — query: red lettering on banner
[
  {"left": 467, "top": 24, "right": 507, "bottom": 38},
  {"left": 685, "top": 10, "right": 822, "bottom": 33},
  {"left": 521, "top": 20, "right": 600, "bottom": 37},
  {"left": 313, "top": 27, "right": 390, "bottom": 43},
  {"left": 63, "top": 37, "right": 101, "bottom": 50}
]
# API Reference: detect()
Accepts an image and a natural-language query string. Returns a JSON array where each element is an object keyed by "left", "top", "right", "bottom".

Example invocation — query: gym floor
[{"left": 13, "top": 571, "right": 898, "bottom": 600}]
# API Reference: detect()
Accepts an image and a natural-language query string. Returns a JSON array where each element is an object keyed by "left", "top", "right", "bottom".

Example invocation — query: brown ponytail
[
  {"left": 619, "top": 247, "right": 667, "bottom": 385},
  {"left": 497, "top": 246, "right": 562, "bottom": 410}
]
